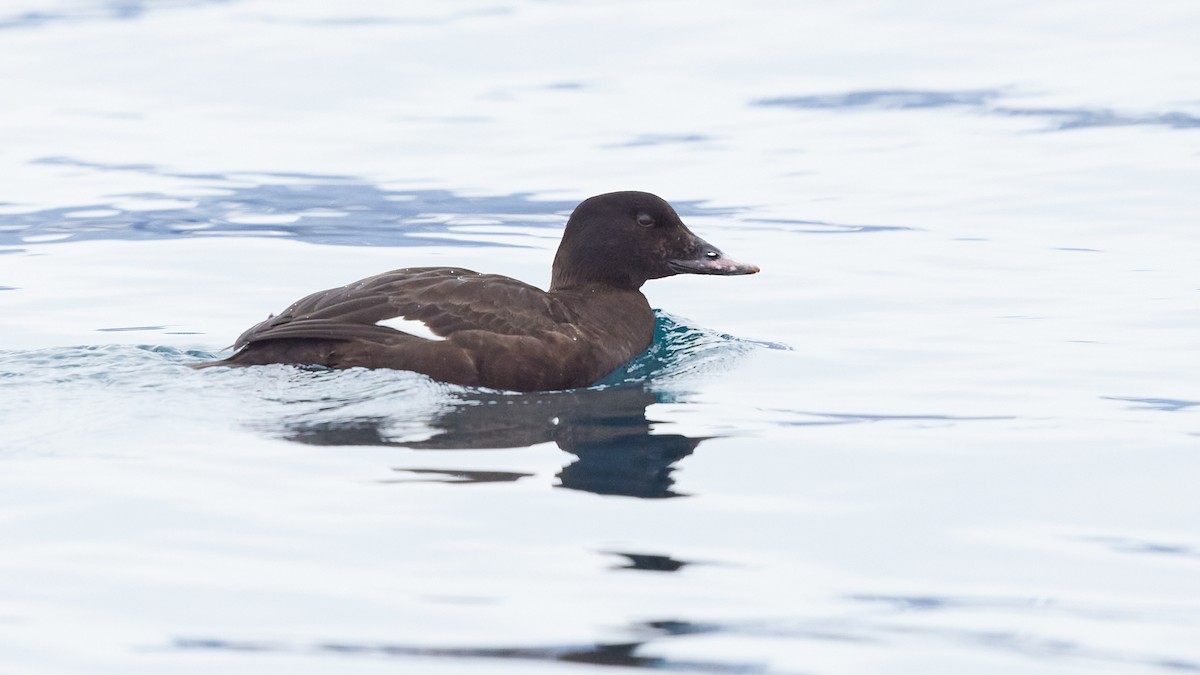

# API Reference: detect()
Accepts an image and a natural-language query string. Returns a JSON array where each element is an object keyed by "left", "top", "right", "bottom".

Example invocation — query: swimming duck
[{"left": 201, "top": 191, "right": 758, "bottom": 391}]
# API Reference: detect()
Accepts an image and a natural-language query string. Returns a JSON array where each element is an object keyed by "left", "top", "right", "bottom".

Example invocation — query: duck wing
[{"left": 233, "top": 267, "right": 575, "bottom": 349}]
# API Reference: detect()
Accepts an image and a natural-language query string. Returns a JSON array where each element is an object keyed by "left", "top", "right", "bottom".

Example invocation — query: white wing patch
[{"left": 376, "top": 315, "right": 447, "bottom": 341}]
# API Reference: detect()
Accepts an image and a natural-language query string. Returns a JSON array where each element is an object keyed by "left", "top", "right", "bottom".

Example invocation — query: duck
[{"left": 199, "top": 191, "right": 758, "bottom": 391}]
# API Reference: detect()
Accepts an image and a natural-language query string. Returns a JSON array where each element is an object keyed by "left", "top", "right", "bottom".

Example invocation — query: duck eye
[{"left": 636, "top": 213, "right": 655, "bottom": 228}]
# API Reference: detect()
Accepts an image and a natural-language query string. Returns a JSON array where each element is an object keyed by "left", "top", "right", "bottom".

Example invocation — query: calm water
[{"left": 2, "top": 1, "right": 1199, "bottom": 673}]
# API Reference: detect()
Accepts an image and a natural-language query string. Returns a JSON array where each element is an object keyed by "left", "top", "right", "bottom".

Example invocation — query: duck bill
[{"left": 667, "top": 238, "right": 760, "bottom": 276}]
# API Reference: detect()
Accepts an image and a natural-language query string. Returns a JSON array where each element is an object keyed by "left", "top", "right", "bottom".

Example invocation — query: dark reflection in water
[
  {"left": 277, "top": 312, "right": 762, "bottom": 499},
  {"left": 410, "top": 385, "right": 702, "bottom": 500},
  {"left": 755, "top": 88, "right": 1200, "bottom": 131},
  {"left": 383, "top": 468, "right": 533, "bottom": 485},
  {"left": 606, "top": 551, "right": 693, "bottom": 572},
  {"left": 175, "top": 634, "right": 766, "bottom": 673},
  {"left": 287, "top": 384, "right": 702, "bottom": 499},
  {"left": 175, "top": 597, "right": 1200, "bottom": 672}
]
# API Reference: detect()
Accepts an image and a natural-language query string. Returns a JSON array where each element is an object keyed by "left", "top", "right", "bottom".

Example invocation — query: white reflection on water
[{"left": 1, "top": 1, "right": 1199, "bottom": 673}]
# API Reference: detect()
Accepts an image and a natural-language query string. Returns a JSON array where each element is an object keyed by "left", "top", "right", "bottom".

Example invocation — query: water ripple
[
  {"left": 0, "top": 0, "right": 230, "bottom": 30},
  {"left": 754, "top": 88, "right": 1200, "bottom": 131},
  {"left": 1, "top": 312, "right": 766, "bottom": 482},
  {"left": 173, "top": 635, "right": 769, "bottom": 673},
  {"left": 1103, "top": 396, "right": 1200, "bottom": 412},
  {"left": 3, "top": 160, "right": 739, "bottom": 247}
]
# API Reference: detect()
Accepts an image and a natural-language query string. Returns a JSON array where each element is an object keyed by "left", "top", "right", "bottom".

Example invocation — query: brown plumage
[{"left": 199, "top": 191, "right": 758, "bottom": 391}]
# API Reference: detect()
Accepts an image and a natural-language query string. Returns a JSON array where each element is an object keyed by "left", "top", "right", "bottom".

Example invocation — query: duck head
[{"left": 550, "top": 191, "right": 759, "bottom": 291}]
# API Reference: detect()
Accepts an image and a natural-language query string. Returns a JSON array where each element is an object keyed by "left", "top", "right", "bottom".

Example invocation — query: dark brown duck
[{"left": 200, "top": 191, "right": 758, "bottom": 391}]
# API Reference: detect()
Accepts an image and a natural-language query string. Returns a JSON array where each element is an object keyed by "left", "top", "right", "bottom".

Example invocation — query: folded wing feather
[{"left": 233, "top": 267, "right": 574, "bottom": 350}]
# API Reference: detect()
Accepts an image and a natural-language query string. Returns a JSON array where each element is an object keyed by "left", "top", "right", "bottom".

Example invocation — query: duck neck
[
  {"left": 550, "top": 255, "right": 646, "bottom": 292},
  {"left": 550, "top": 273, "right": 642, "bottom": 292}
]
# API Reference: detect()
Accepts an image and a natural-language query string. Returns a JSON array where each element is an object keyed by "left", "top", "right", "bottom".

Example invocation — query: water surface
[{"left": 1, "top": 1, "right": 1198, "bottom": 673}]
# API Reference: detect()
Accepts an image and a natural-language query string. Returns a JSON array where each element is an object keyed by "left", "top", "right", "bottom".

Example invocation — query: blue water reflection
[
  {"left": 756, "top": 88, "right": 1200, "bottom": 130},
  {"left": 2, "top": 160, "right": 741, "bottom": 247},
  {"left": 0, "top": 0, "right": 230, "bottom": 30}
]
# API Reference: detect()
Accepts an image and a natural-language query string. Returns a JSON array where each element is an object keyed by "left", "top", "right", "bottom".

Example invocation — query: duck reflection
[{"left": 284, "top": 384, "right": 705, "bottom": 499}]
